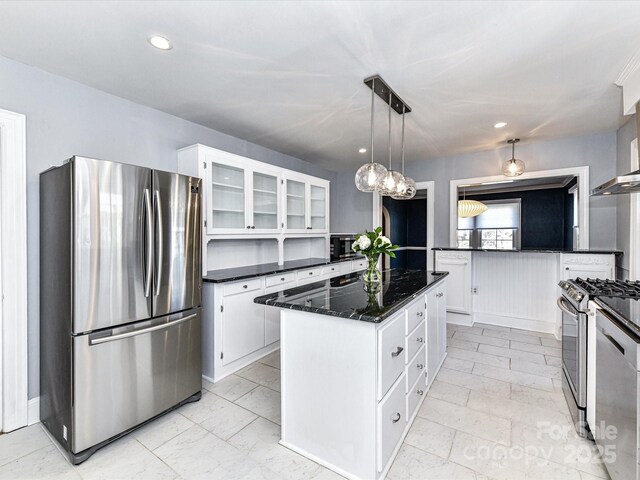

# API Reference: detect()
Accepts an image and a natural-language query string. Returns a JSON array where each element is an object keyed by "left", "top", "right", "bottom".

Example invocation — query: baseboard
[
  {"left": 27, "top": 397, "right": 39, "bottom": 425},
  {"left": 473, "top": 311, "right": 555, "bottom": 335},
  {"left": 446, "top": 311, "right": 473, "bottom": 326}
]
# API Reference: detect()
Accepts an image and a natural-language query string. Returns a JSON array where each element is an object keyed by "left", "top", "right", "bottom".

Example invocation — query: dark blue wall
[
  {"left": 465, "top": 187, "right": 574, "bottom": 250},
  {"left": 383, "top": 197, "right": 427, "bottom": 269}
]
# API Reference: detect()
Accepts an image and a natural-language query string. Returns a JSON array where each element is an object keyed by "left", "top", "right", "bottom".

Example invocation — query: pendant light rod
[
  {"left": 370, "top": 78, "right": 375, "bottom": 165},
  {"left": 507, "top": 138, "right": 520, "bottom": 159},
  {"left": 388, "top": 91, "right": 392, "bottom": 169},
  {"left": 363, "top": 74, "right": 412, "bottom": 115},
  {"left": 401, "top": 106, "right": 405, "bottom": 173}
]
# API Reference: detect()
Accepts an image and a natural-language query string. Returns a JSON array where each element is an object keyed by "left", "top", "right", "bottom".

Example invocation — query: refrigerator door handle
[
  {"left": 143, "top": 188, "right": 153, "bottom": 297},
  {"left": 89, "top": 313, "right": 197, "bottom": 345},
  {"left": 154, "top": 189, "right": 164, "bottom": 297}
]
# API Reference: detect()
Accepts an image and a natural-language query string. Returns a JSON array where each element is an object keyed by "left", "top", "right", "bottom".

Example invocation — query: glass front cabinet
[
  {"left": 203, "top": 151, "right": 282, "bottom": 235},
  {"left": 177, "top": 145, "right": 330, "bottom": 237},
  {"left": 283, "top": 173, "right": 329, "bottom": 233}
]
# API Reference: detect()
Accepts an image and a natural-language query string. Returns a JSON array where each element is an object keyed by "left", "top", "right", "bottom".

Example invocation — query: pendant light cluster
[{"left": 355, "top": 76, "right": 415, "bottom": 199}]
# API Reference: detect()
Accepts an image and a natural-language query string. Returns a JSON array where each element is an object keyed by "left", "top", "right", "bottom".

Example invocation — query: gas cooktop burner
[{"left": 573, "top": 278, "right": 640, "bottom": 298}]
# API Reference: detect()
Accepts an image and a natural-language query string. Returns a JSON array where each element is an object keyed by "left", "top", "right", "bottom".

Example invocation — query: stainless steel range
[{"left": 558, "top": 278, "right": 640, "bottom": 438}]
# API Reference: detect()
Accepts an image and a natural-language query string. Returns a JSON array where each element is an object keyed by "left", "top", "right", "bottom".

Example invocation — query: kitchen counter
[
  {"left": 253, "top": 269, "right": 448, "bottom": 323},
  {"left": 432, "top": 247, "right": 623, "bottom": 255},
  {"left": 203, "top": 257, "right": 358, "bottom": 283}
]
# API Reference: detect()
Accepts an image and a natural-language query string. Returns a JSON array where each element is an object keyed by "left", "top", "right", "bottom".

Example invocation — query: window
[{"left": 457, "top": 199, "right": 521, "bottom": 250}]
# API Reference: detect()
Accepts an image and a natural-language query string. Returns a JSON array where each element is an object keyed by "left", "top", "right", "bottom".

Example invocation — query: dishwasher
[{"left": 595, "top": 308, "right": 639, "bottom": 480}]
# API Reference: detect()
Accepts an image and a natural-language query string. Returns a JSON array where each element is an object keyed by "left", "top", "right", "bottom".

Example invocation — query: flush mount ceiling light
[
  {"left": 148, "top": 35, "right": 172, "bottom": 50},
  {"left": 502, "top": 138, "right": 525, "bottom": 177},
  {"left": 458, "top": 188, "right": 488, "bottom": 218},
  {"left": 355, "top": 75, "right": 412, "bottom": 197},
  {"left": 494, "top": 122, "right": 507, "bottom": 129},
  {"left": 358, "top": 148, "right": 367, "bottom": 153}
]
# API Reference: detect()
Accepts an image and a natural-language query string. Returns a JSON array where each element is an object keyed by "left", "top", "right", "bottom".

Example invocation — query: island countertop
[
  {"left": 432, "top": 247, "right": 623, "bottom": 255},
  {"left": 253, "top": 269, "right": 448, "bottom": 323}
]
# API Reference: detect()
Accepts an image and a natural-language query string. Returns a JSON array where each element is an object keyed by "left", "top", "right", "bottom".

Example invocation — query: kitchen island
[{"left": 254, "top": 269, "right": 448, "bottom": 480}]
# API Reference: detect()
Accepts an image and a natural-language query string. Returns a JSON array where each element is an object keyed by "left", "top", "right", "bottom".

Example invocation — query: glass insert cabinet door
[
  {"left": 310, "top": 184, "right": 327, "bottom": 230},
  {"left": 252, "top": 171, "right": 279, "bottom": 230},
  {"left": 286, "top": 179, "right": 306, "bottom": 230},
  {"left": 210, "top": 162, "right": 245, "bottom": 230}
]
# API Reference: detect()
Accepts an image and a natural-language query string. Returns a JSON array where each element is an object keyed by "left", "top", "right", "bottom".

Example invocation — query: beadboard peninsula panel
[{"left": 473, "top": 252, "right": 559, "bottom": 333}]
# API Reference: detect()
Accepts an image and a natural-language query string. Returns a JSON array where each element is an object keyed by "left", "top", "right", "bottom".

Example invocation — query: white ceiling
[{"left": 1, "top": 1, "right": 639, "bottom": 171}]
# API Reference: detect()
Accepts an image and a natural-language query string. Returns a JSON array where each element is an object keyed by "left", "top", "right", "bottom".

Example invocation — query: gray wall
[
  {"left": 0, "top": 55, "right": 337, "bottom": 399},
  {"left": 334, "top": 132, "right": 619, "bottom": 250},
  {"left": 616, "top": 114, "right": 637, "bottom": 278},
  {"left": 330, "top": 172, "right": 374, "bottom": 233}
]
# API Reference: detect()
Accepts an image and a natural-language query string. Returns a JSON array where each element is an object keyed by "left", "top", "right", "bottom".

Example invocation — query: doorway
[
  {"left": 0, "top": 108, "right": 28, "bottom": 432},
  {"left": 381, "top": 189, "right": 429, "bottom": 270}
]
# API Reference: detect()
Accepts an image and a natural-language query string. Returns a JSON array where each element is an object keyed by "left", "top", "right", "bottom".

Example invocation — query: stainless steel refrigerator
[{"left": 40, "top": 156, "right": 202, "bottom": 464}]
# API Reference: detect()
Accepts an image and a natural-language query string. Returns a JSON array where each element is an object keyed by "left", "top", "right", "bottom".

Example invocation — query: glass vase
[{"left": 362, "top": 253, "right": 382, "bottom": 284}]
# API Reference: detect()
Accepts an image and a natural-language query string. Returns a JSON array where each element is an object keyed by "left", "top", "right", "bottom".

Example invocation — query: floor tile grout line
[{"left": 131, "top": 436, "right": 183, "bottom": 479}]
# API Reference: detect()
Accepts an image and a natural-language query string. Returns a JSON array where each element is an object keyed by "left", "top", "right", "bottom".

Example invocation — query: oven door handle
[{"left": 557, "top": 296, "right": 579, "bottom": 318}]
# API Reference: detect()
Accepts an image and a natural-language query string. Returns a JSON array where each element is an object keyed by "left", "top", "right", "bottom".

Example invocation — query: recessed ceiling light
[
  {"left": 148, "top": 35, "right": 172, "bottom": 50},
  {"left": 494, "top": 122, "right": 507, "bottom": 129},
  {"left": 358, "top": 148, "right": 367, "bottom": 153}
]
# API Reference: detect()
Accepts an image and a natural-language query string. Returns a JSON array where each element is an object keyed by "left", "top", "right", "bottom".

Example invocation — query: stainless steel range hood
[{"left": 591, "top": 100, "right": 640, "bottom": 196}]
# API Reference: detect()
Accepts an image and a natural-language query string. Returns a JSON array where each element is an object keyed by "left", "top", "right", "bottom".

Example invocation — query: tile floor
[{"left": 0, "top": 323, "right": 609, "bottom": 480}]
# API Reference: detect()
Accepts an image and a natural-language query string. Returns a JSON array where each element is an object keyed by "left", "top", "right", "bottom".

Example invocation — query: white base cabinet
[
  {"left": 279, "top": 278, "right": 447, "bottom": 480},
  {"left": 203, "top": 259, "right": 367, "bottom": 382}
]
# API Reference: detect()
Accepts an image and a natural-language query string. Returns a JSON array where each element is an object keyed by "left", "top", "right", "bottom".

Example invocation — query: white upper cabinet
[
  {"left": 283, "top": 173, "right": 329, "bottom": 233},
  {"left": 178, "top": 144, "right": 329, "bottom": 237}
]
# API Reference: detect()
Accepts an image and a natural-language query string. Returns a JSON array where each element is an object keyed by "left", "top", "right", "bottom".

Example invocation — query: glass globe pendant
[
  {"left": 355, "top": 78, "right": 388, "bottom": 192},
  {"left": 391, "top": 108, "right": 416, "bottom": 199},
  {"left": 376, "top": 90, "right": 406, "bottom": 196},
  {"left": 502, "top": 138, "right": 525, "bottom": 177}
]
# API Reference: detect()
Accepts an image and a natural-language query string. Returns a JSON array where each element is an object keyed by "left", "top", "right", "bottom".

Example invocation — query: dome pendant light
[
  {"left": 376, "top": 90, "right": 404, "bottom": 196},
  {"left": 458, "top": 188, "right": 487, "bottom": 218},
  {"left": 502, "top": 138, "right": 525, "bottom": 177},
  {"left": 355, "top": 78, "right": 387, "bottom": 192},
  {"left": 391, "top": 106, "right": 416, "bottom": 200}
]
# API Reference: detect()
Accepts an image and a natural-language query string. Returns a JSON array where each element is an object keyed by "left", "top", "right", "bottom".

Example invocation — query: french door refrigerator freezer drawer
[{"left": 72, "top": 308, "right": 202, "bottom": 453}]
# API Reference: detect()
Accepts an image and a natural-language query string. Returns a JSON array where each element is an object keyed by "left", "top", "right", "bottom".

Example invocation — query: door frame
[
  {"left": 449, "top": 166, "right": 590, "bottom": 249},
  {"left": 0, "top": 108, "right": 28, "bottom": 432},
  {"left": 372, "top": 181, "right": 436, "bottom": 271},
  {"left": 630, "top": 138, "right": 640, "bottom": 280}
]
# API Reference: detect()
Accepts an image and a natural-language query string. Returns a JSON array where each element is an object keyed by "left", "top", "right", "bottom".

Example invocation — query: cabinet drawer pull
[
  {"left": 243, "top": 285, "right": 248, "bottom": 289},
  {"left": 391, "top": 346, "right": 404, "bottom": 357},
  {"left": 309, "top": 272, "right": 313, "bottom": 275},
  {"left": 416, "top": 312, "right": 423, "bottom": 317},
  {"left": 417, "top": 389, "right": 424, "bottom": 396},
  {"left": 246, "top": 226, "right": 251, "bottom": 229},
  {"left": 417, "top": 363, "right": 424, "bottom": 370},
  {"left": 391, "top": 413, "right": 401, "bottom": 423},
  {"left": 281, "top": 277, "right": 286, "bottom": 281},
  {"left": 417, "top": 337, "right": 424, "bottom": 343}
]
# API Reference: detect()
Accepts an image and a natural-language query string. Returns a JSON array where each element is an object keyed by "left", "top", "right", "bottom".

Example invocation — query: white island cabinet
[{"left": 259, "top": 273, "right": 447, "bottom": 480}]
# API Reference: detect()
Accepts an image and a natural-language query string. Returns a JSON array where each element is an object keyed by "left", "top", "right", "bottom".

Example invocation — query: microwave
[{"left": 330, "top": 234, "right": 359, "bottom": 260}]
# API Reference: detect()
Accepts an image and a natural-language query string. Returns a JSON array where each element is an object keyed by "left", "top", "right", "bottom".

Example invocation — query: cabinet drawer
[
  {"left": 406, "top": 374, "right": 426, "bottom": 422},
  {"left": 406, "top": 300, "right": 426, "bottom": 334},
  {"left": 351, "top": 258, "right": 367, "bottom": 272},
  {"left": 377, "top": 374, "right": 406, "bottom": 473},
  {"left": 322, "top": 262, "right": 350, "bottom": 277},
  {"left": 223, "top": 278, "right": 263, "bottom": 296},
  {"left": 406, "top": 345, "right": 426, "bottom": 393},
  {"left": 377, "top": 313, "right": 406, "bottom": 400},
  {"left": 265, "top": 273, "right": 296, "bottom": 288},
  {"left": 405, "top": 321, "right": 425, "bottom": 363},
  {"left": 297, "top": 267, "right": 322, "bottom": 283}
]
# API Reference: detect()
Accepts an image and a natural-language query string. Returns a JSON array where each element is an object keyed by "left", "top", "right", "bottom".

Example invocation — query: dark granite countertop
[
  {"left": 253, "top": 269, "right": 448, "bottom": 323},
  {"left": 203, "top": 257, "right": 362, "bottom": 283},
  {"left": 594, "top": 296, "right": 640, "bottom": 338},
  {"left": 432, "top": 247, "right": 622, "bottom": 255}
]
